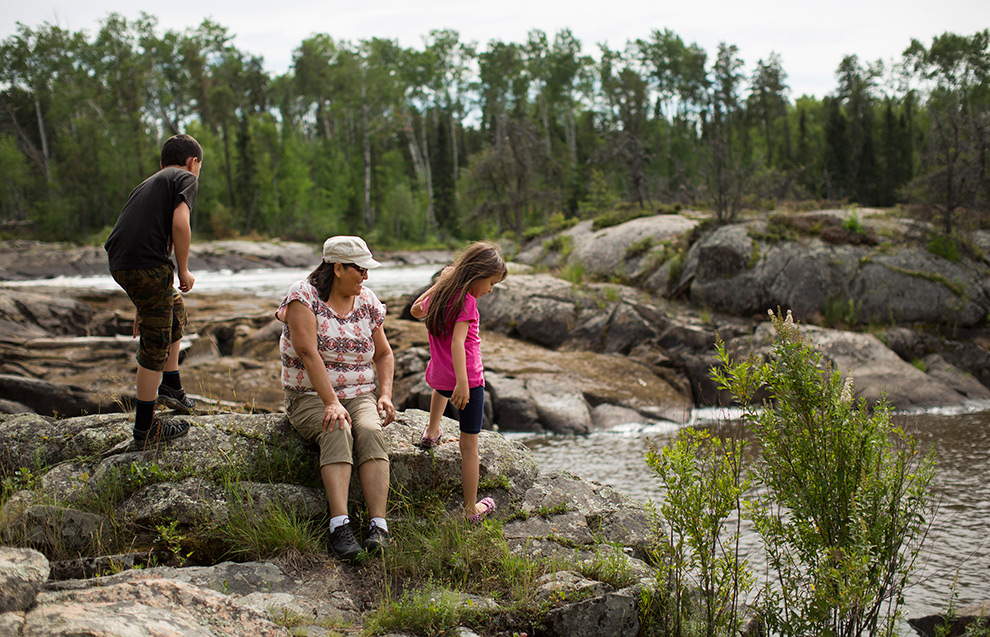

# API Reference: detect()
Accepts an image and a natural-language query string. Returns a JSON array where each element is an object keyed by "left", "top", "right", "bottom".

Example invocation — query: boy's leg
[
  {"left": 157, "top": 291, "right": 195, "bottom": 413},
  {"left": 113, "top": 266, "right": 188, "bottom": 442}
]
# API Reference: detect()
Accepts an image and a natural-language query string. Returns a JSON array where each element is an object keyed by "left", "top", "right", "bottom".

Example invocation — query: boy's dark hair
[{"left": 160, "top": 134, "right": 203, "bottom": 167}]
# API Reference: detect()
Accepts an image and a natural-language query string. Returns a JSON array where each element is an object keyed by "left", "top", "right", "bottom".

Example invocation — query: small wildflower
[{"left": 840, "top": 377, "right": 854, "bottom": 405}]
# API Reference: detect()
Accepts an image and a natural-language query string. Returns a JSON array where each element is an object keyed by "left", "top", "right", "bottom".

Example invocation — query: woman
[{"left": 275, "top": 235, "right": 395, "bottom": 561}]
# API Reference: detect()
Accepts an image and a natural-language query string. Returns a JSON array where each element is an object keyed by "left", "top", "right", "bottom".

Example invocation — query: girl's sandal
[
  {"left": 419, "top": 428, "right": 441, "bottom": 449},
  {"left": 468, "top": 497, "right": 495, "bottom": 524}
]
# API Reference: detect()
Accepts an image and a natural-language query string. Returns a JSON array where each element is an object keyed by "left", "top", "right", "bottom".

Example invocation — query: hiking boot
[
  {"left": 158, "top": 384, "right": 196, "bottom": 414},
  {"left": 327, "top": 523, "right": 362, "bottom": 561},
  {"left": 133, "top": 417, "right": 190, "bottom": 445},
  {"left": 362, "top": 524, "right": 389, "bottom": 553}
]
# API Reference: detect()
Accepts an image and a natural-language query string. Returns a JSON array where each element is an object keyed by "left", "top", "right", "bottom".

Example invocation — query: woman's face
[
  {"left": 469, "top": 274, "right": 501, "bottom": 298},
  {"left": 335, "top": 263, "right": 368, "bottom": 296}
]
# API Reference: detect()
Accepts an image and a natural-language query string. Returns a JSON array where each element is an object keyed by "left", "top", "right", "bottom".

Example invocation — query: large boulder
[
  {"left": 678, "top": 219, "right": 990, "bottom": 328},
  {"left": 0, "top": 546, "right": 49, "bottom": 612},
  {"left": 909, "top": 600, "right": 990, "bottom": 637},
  {"left": 514, "top": 213, "right": 699, "bottom": 283},
  {"left": 24, "top": 578, "right": 289, "bottom": 636},
  {"left": 0, "top": 289, "right": 95, "bottom": 339},
  {"left": 503, "top": 471, "right": 656, "bottom": 562},
  {"left": 0, "top": 374, "right": 123, "bottom": 418},
  {"left": 729, "top": 323, "right": 972, "bottom": 408}
]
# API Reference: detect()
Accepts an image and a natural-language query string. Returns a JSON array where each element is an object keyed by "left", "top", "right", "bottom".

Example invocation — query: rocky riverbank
[
  {"left": 0, "top": 409, "right": 652, "bottom": 636},
  {"left": 2, "top": 208, "right": 990, "bottom": 635},
  {"left": 3, "top": 207, "right": 990, "bottom": 429}
]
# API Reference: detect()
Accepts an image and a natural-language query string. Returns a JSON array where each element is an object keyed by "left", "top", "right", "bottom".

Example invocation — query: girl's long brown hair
[{"left": 424, "top": 241, "right": 507, "bottom": 339}]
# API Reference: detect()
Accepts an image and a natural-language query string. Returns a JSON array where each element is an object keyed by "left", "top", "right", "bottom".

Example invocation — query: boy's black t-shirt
[{"left": 105, "top": 166, "right": 198, "bottom": 271}]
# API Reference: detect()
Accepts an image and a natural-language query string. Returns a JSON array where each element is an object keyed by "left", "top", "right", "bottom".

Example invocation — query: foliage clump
[
  {"left": 592, "top": 203, "right": 682, "bottom": 231},
  {"left": 644, "top": 309, "right": 936, "bottom": 637}
]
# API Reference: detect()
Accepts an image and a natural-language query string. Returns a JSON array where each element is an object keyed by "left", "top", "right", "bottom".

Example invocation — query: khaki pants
[{"left": 285, "top": 391, "right": 389, "bottom": 468}]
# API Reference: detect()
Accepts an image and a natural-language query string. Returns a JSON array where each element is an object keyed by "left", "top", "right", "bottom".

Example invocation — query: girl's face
[{"left": 469, "top": 275, "right": 501, "bottom": 298}]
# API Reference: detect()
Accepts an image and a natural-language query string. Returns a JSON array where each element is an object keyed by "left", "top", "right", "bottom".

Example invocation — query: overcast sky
[{"left": 2, "top": 0, "right": 988, "bottom": 99}]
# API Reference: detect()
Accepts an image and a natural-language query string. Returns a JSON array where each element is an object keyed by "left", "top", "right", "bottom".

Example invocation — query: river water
[{"left": 6, "top": 264, "right": 988, "bottom": 626}]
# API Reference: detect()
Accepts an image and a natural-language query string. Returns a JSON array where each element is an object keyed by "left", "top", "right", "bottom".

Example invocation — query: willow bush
[{"left": 647, "top": 309, "right": 936, "bottom": 637}]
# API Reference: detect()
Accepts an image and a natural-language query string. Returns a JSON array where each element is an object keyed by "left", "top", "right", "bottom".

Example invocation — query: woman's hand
[
  {"left": 377, "top": 395, "right": 395, "bottom": 426},
  {"left": 322, "top": 401, "right": 352, "bottom": 432},
  {"left": 451, "top": 382, "right": 469, "bottom": 410}
]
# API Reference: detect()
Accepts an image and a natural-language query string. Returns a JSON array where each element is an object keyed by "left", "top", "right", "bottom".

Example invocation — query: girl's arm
[
  {"left": 284, "top": 300, "right": 351, "bottom": 431},
  {"left": 410, "top": 289, "right": 430, "bottom": 319},
  {"left": 450, "top": 320, "right": 470, "bottom": 409},
  {"left": 410, "top": 266, "right": 452, "bottom": 319}
]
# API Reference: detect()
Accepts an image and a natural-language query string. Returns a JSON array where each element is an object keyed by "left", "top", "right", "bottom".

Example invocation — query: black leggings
[{"left": 437, "top": 385, "right": 485, "bottom": 434}]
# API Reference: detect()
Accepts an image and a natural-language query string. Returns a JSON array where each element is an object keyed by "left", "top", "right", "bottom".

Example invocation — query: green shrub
[
  {"left": 592, "top": 203, "right": 681, "bottom": 231},
  {"left": 364, "top": 588, "right": 487, "bottom": 636},
  {"left": 626, "top": 236, "right": 655, "bottom": 258},
  {"left": 646, "top": 428, "right": 752, "bottom": 636},
  {"left": 209, "top": 482, "right": 322, "bottom": 560},
  {"left": 716, "top": 310, "right": 936, "bottom": 637},
  {"left": 926, "top": 235, "right": 961, "bottom": 262},
  {"left": 822, "top": 295, "right": 862, "bottom": 328},
  {"left": 645, "top": 310, "right": 937, "bottom": 637},
  {"left": 542, "top": 234, "right": 574, "bottom": 259},
  {"left": 560, "top": 262, "right": 584, "bottom": 284},
  {"left": 843, "top": 210, "right": 866, "bottom": 235}
]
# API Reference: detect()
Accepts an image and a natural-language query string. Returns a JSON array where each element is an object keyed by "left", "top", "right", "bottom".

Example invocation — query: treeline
[{"left": 1, "top": 15, "right": 988, "bottom": 246}]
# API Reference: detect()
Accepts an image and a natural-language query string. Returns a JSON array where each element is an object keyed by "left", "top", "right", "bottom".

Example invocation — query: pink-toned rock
[{"left": 26, "top": 578, "right": 288, "bottom": 636}]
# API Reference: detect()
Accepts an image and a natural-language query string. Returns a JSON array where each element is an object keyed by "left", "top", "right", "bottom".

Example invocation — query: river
[{"left": 6, "top": 264, "right": 988, "bottom": 627}]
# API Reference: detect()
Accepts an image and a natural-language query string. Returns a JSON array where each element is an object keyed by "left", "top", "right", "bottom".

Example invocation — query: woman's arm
[
  {"left": 449, "top": 320, "right": 470, "bottom": 409},
  {"left": 284, "top": 300, "right": 351, "bottom": 431},
  {"left": 372, "top": 326, "right": 396, "bottom": 425}
]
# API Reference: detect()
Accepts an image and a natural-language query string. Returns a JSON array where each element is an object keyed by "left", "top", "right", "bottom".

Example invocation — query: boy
[{"left": 105, "top": 133, "right": 202, "bottom": 443}]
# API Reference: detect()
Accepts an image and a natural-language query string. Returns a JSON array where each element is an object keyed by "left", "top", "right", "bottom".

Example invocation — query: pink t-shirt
[
  {"left": 424, "top": 292, "right": 485, "bottom": 391},
  {"left": 276, "top": 279, "right": 385, "bottom": 399}
]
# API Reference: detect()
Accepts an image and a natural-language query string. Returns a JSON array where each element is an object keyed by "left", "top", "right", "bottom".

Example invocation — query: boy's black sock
[
  {"left": 161, "top": 370, "right": 182, "bottom": 391},
  {"left": 134, "top": 399, "right": 156, "bottom": 432}
]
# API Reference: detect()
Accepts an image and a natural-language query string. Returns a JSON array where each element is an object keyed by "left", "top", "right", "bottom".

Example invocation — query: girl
[{"left": 410, "top": 241, "right": 507, "bottom": 523}]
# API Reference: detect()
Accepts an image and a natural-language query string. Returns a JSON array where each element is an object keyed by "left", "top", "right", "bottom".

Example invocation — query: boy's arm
[
  {"left": 172, "top": 201, "right": 195, "bottom": 293},
  {"left": 450, "top": 320, "right": 470, "bottom": 409}
]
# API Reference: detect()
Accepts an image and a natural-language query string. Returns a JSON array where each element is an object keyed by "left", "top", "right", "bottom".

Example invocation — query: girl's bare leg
[
  {"left": 461, "top": 432, "right": 481, "bottom": 515},
  {"left": 425, "top": 390, "right": 446, "bottom": 439}
]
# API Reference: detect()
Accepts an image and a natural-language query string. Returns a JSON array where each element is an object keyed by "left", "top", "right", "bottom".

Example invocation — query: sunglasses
[{"left": 343, "top": 263, "right": 368, "bottom": 276}]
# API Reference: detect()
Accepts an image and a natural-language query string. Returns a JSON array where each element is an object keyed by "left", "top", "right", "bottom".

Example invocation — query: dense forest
[{"left": 0, "top": 15, "right": 988, "bottom": 247}]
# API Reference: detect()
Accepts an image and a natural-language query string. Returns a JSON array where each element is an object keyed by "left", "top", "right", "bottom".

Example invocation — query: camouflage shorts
[{"left": 111, "top": 265, "right": 186, "bottom": 371}]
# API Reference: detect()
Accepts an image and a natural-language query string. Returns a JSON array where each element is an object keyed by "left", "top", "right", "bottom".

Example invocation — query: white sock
[
  {"left": 370, "top": 517, "right": 388, "bottom": 533},
  {"left": 329, "top": 515, "right": 349, "bottom": 532}
]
